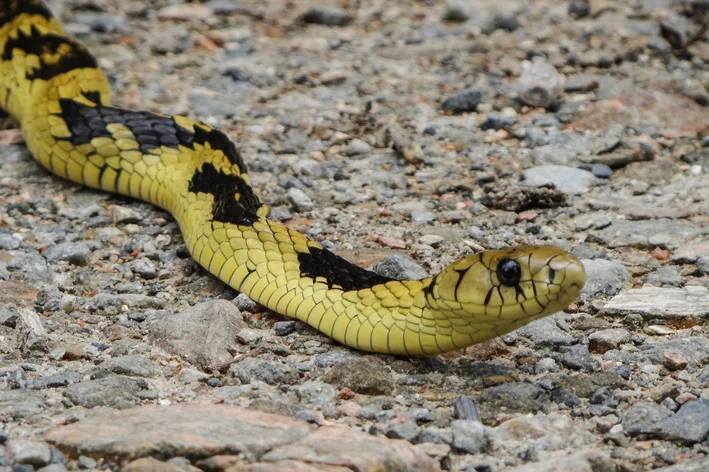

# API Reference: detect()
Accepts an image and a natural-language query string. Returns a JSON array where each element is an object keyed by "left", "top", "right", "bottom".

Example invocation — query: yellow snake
[{"left": 0, "top": 1, "right": 586, "bottom": 355}]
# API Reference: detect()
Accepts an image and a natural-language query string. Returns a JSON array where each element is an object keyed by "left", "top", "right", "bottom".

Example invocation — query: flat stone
[
  {"left": 0, "top": 390, "right": 46, "bottom": 419},
  {"left": 229, "top": 358, "right": 299, "bottom": 386},
  {"left": 440, "top": 89, "right": 482, "bottom": 114},
  {"left": 322, "top": 357, "right": 395, "bottom": 395},
  {"left": 588, "top": 219, "right": 709, "bottom": 250},
  {"left": 522, "top": 165, "right": 599, "bottom": 194},
  {"left": 450, "top": 420, "right": 488, "bottom": 454},
  {"left": 122, "top": 457, "right": 199, "bottom": 472},
  {"left": 261, "top": 427, "right": 438, "bottom": 472},
  {"left": 671, "top": 241, "right": 709, "bottom": 264},
  {"left": 46, "top": 404, "right": 314, "bottom": 464},
  {"left": 515, "top": 314, "right": 576, "bottom": 347},
  {"left": 147, "top": 300, "right": 244, "bottom": 371},
  {"left": 63, "top": 376, "right": 149, "bottom": 408},
  {"left": 42, "top": 242, "right": 91, "bottom": 266},
  {"left": 557, "top": 372, "right": 628, "bottom": 398},
  {"left": 653, "top": 456, "right": 709, "bottom": 472},
  {"left": 649, "top": 399, "right": 709, "bottom": 445},
  {"left": 373, "top": 254, "right": 428, "bottom": 281},
  {"left": 588, "top": 328, "right": 632, "bottom": 354},
  {"left": 6, "top": 440, "right": 51, "bottom": 467},
  {"left": 621, "top": 402, "right": 673, "bottom": 437},
  {"left": 0, "top": 281, "right": 37, "bottom": 307},
  {"left": 491, "top": 415, "right": 595, "bottom": 453},
  {"left": 92, "top": 294, "right": 166, "bottom": 309},
  {"left": 602, "top": 286, "right": 709, "bottom": 320},
  {"left": 578, "top": 259, "right": 631, "bottom": 303},
  {"left": 505, "top": 449, "right": 613, "bottom": 472},
  {"left": 90, "top": 355, "right": 163, "bottom": 379},
  {"left": 478, "top": 382, "right": 549, "bottom": 421}
]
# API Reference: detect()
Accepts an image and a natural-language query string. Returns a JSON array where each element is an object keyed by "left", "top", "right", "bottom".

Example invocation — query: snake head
[{"left": 427, "top": 245, "right": 586, "bottom": 344}]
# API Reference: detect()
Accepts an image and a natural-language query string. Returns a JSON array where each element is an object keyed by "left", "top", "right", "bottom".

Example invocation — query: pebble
[
  {"left": 294, "top": 381, "right": 336, "bottom": 406},
  {"left": 384, "top": 422, "right": 421, "bottom": 441},
  {"left": 522, "top": 165, "right": 598, "bottom": 194},
  {"left": 0, "top": 233, "right": 20, "bottom": 250},
  {"left": 302, "top": 6, "right": 351, "bottom": 26},
  {"left": 274, "top": 321, "right": 297, "bottom": 336},
  {"left": 229, "top": 358, "right": 299, "bottom": 385},
  {"left": 287, "top": 188, "right": 314, "bottom": 212},
  {"left": 373, "top": 254, "right": 428, "bottom": 280},
  {"left": 517, "top": 60, "right": 564, "bottom": 108},
  {"left": 109, "top": 205, "right": 141, "bottom": 224},
  {"left": 42, "top": 242, "right": 91, "bottom": 266},
  {"left": 157, "top": 4, "right": 212, "bottom": 21},
  {"left": 341, "top": 139, "right": 372, "bottom": 157},
  {"left": 588, "top": 328, "right": 632, "bottom": 354},
  {"left": 443, "top": 1, "right": 471, "bottom": 22},
  {"left": 650, "top": 400, "right": 709, "bottom": 444},
  {"left": 322, "top": 357, "right": 394, "bottom": 395},
  {"left": 7, "top": 440, "right": 51, "bottom": 467},
  {"left": 441, "top": 89, "right": 482, "bottom": 114},
  {"left": 451, "top": 420, "right": 488, "bottom": 454},
  {"left": 480, "top": 114, "right": 518, "bottom": 131}
]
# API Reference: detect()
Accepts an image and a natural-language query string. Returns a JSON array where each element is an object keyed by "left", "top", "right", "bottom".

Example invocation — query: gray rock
[
  {"left": 443, "top": 0, "right": 471, "bottom": 22},
  {"left": 480, "top": 114, "right": 518, "bottom": 131},
  {"left": 559, "top": 344, "right": 601, "bottom": 372},
  {"left": 302, "top": 5, "right": 351, "bottom": 26},
  {"left": 411, "top": 210, "right": 437, "bottom": 223},
  {"left": 635, "top": 337, "right": 709, "bottom": 368},
  {"left": 313, "top": 350, "right": 361, "bottom": 368},
  {"left": 557, "top": 372, "right": 628, "bottom": 398},
  {"left": 654, "top": 457, "right": 709, "bottom": 472},
  {"left": 515, "top": 314, "right": 576, "bottom": 347},
  {"left": 525, "top": 127, "right": 551, "bottom": 147},
  {"left": 454, "top": 395, "right": 481, "bottom": 422},
  {"left": 698, "top": 256, "right": 709, "bottom": 275},
  {"left": 588, "top": 219, "right": 709, "bottom": 250},
  {"left": 530, "top": 145, "right": 577, "bottom": 166},
  {"left": 109, "top": 205, "right": 141, "bottom": 224},
  {"left": 294, "top": 381, "right": 336, "bottom": 406},
  {"left": 92, "top": 293, "right": 166, "bottom": 309},
  {"left": 76, "top": 456, "right": 97, "bottom": 469},
  {"left": 7, "top": 252, "right": 52, "bottom": 285},
  {"left": 7, "top": 440, "right": 51, "bottom": 467},
  {"left": 287, "top": 188, "right": 314, "bottom": 212},
  {"left": 229, "top": 357, "right": 299, "bottom": 385},
  {"left": 646, "top": 266, "right": 684, "bottom": 287},
  {"left": 341, "top": 138, "right": 372, "bottom": 157},
  {"left": 479, "top": 382, "right": 549, "bottom": 416},
  {"left": 42, "top": 242, "right": 91, "bottom": 266},
  {"left": 0, "top": 233, "right": 20, "bottom": 250},
  {"left": 451, "top": 420, "right": 488, "bottom": 454},
  {"left": 147, "top": 300, "right": 244, "bottom": 371},
  {"left": 441, "top": 89, "right": 482, "bottom": 114},
  {"left": 568, "top": 0, "right": 591, "bottom": 18},
  {"left": 622, "top": 402, "right": 673, "bottom": 437},
  {"left": 0, "top": 390, "right": 45, "bottom": 419},
  {"left": 373, "top": 254, "right": 428, "bottom": 280},
  {"left": 579, "top": 259, "right": 631, "bottom": 303},
  {"left": 505, "top": 449, "right": 612, "bottom": 472},
  {"left": 233, "top": 293, "right": 260, "bottom": 312},
  {"left": 38, "top": 465, "right": 68, "bottom": 472},
  {"left": 522, "top": 165, "right": 599, "bottom": 194},
  {"left": 589, "top": 328, "right": 632, "bottom": 354},
  {"left": 129, "top": 259, "right": 157, "bottom": 279},
  {"left": 27, "top": 371, "right": 81, "bottom": 389},
  {"left": 650, "top": 400, "right": 709, "bottom": 445},
  {"left": 322, "top": 357, "right": 395, "bottom": 395},
  {"left": 63, "top": 376, "right": 149, "bottom": 408},
  {"left": 274, "top": 321, "right": 296, "bottom": 336},
  {"left": 90, "top": 355, "right": 162, "bottom": 379},
  {"left": 517, "top": 61, "right": 563, "bottom": 108},
  {"left": 492, "top": 414, "right": 595, "bottom": 454},
  {"left": 384, "top": 422, "right": 421, "bottom": 442},
  {"left": 602, "top": 286, "right": 709, "bottom": 321}
]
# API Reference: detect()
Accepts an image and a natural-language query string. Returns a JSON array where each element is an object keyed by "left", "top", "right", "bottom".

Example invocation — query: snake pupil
[{"left": 497, "top": 259, "right": 521, "bottom": 287}]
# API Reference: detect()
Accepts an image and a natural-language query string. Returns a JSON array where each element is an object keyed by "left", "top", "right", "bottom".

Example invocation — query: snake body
[{"left": 0, "top": 1, "right": 586, "bottom": 355}]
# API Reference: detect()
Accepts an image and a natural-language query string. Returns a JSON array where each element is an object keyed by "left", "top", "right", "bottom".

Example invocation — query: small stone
[
  {"left": 453, "top": 395, "right": 481, "bottom": 422},
  {"left": 443, "top": 1, "right": 471, "bottom": 22},
  {"left": 650, "top": 399, "right": 709, "bottom": 444},
  {"left": 77, "top": 456, "right": 97, "bottom": 469},
  {"left": 418, "top": 235, "right": 443, "bottom": 247},
  {"left": 375, "top": 236, "right": 406, "bottom": 249},
  {"left": 302, "top": 5, "right": 351, "bottom": 26},
  {"left": 0, "top": 233, "right": 20, "bottom": 250},
  {"left": 373, "top": 254, "right": 428, "bottom": 280},
  {"left": 322, "top": 357, "right": 394, "bottom": 395},
  {"left": 517, "top": 60, "right": 564, "bottom": 108},
  {"left": 229, "top": 358, "right": 299, "bottom": 385},
  {"left": 63, "top": 376, "right": 148, "bottom": 408},
  {"left": 287, "top": 188, "right": 314, "bottom": 212},
  {"left": 663, "top": 352, "right": 689, "bottom": 371},
  {"left": 341, "top": 138, "right": 372, "bottom": 157},
  {"left": 109, "top": 205, "right": 141, "bottom": 224},
  {"left": 451, "top": 420, "right": 488, "bottom": 454},
  {"left": 589, "top": 328, "right": 632, "bottom": 354},
  {"left": 7, "top": 440, "right": 51, "bottom": 467},
  {"left": 385, "top": 422, "right": 422, "bottom": 442},
  {"left": 441, "top": 89, "right": 482, "bottom": 114},
  {"left": 42, "top": 242, "right": 91, "bottom": 266},
  {"left": 589, "top": 163, "right": 613, "bottom": 179},
  {"left": 522, "top": 165, "right": 599, "bottom": 194},
  {"left": 568, "top": 0, "right": 591, "bottom": 18},
  {"left": 274, "top": 321, "right": 296, "bottom": 336},
  {"left": 622, "top": 402, "right": 673, "bottom": 437},
  {"left": 129, "top": 258, "right": 157, "bottom": 279},
  {"left": 90, "top": 355, "right": 163, "bottom": 379},
  {"left": 480, "top": 114, "right": 518, "bottom": 131},
  {"left": 294, "top": 381, "right": 336, "bottom": 406},
  {"left": 158, "top": 3, "right": 212, "bottom": 21}
]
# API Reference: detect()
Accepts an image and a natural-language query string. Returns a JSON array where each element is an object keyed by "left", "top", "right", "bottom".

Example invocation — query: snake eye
[{"left": 497, "top": 259, "right": 521, "bottom": 287}]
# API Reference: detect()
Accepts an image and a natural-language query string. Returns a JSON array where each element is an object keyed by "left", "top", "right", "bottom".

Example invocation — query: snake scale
[{"left": 0, "top": 0, "right": 586, "bottom": 355}]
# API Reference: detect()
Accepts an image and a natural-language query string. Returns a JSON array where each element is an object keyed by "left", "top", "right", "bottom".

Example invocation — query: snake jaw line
[{"left": 2, "top": 1, "right": 587, "bottom": 355}]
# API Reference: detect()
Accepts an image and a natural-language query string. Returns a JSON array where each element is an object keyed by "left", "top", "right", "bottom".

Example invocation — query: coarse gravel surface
[{"left": 2, "top": 0, "right": 709, "bottom": 471}]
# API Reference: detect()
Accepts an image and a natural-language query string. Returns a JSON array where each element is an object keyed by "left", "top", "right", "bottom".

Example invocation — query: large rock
[
  {"left": 602, "top": 286, "right": 709, "bottom": 321},
  {"left": 147, "top": 300, "right": 244, "bottom": 372},
  {"left": 46, "top": 404, "right": 439, "bottom": 471},
  {"left": 63, "top": 376, "right": 149, "bottom": 408}
]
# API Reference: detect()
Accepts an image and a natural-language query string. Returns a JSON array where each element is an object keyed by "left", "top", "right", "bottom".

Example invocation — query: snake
[{"left": 0, "top": 0, "right": 586, "bottom": 355}]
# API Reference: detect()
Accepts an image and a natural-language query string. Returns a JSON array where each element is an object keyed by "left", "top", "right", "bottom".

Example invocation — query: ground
[{"left": 1, "top": 0, "right": 709, "bottom": 471}]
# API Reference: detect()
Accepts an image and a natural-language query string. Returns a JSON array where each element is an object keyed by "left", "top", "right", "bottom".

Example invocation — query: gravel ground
[{"left": 1, "top": 0, "right": 709, "bottom": 471}]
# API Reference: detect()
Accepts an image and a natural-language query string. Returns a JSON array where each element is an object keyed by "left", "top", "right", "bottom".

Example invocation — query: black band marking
[
  {"left": 193, "top": 125, "right": 247, "bottom": 170},
  {"left": 188, "top": 162, "right": 262, "bottom": 223},
  {"left": 297, "top": 247, "right": 392, "bottom": 292},
  {"left": 0, "top": 0, "right": 53, "bottom": 27}
]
